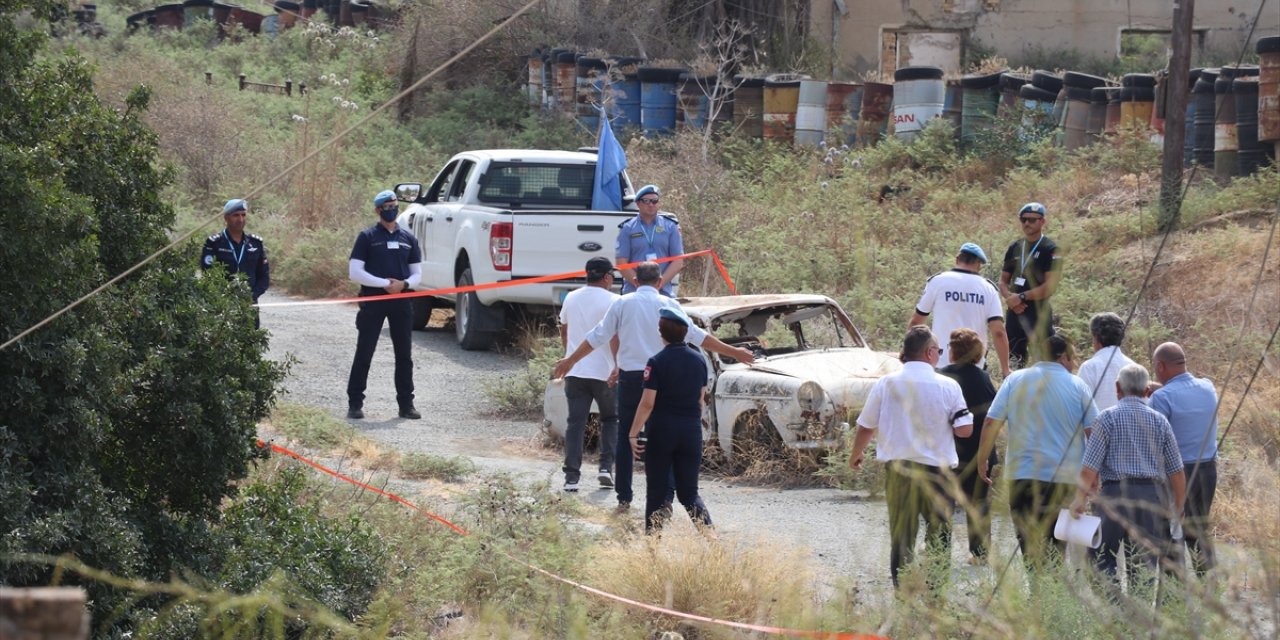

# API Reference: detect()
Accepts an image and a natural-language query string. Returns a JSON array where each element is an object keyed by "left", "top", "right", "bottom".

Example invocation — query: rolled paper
[{"left": 1054, "top": 508, "right": 1102, "bottom": 548}]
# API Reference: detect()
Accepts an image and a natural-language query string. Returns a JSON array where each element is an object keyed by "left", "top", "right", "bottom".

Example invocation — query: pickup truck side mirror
[{"left": 394, "top": 183, "right": 423, "bottom": 203}]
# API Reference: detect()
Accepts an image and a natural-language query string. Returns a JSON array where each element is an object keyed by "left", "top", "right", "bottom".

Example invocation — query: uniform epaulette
[
  {"left": 925, "top": 271, "right": 943, "bottom": 283},
  {"left": 659, "top": 212, "right": 681, "bottom": 225},
  {"left": 206, "top": 232, "right": 223, "bottom": 242},
  {"left": 984, "top": 276, "right": 999, "bottom": 289},
  {"left": 248, "top": 233, "right": 263, "bottom": 242}
]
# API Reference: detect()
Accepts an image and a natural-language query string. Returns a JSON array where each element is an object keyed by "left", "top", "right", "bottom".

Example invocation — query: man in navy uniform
[
  {"left": 202, "top": 198, "right": 270, "bottom": 326},
  {"left": 616, "top": 184, "right": 683, "bottom": 297},
  {"left": 346, "top": 190, "right": 423, "bottom": 421},
  {"left": 999, "top": 202, "right": 1062, "bottom": 366}
]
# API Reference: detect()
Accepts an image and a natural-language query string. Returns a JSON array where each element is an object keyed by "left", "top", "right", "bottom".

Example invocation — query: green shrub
[
  {"left": 481, "top": 334, "right": 561, "bottom": 418},
  {"left": 270, "top": 402, "right": 359, "bottom": 449},
  {"left": 400, "top": 452, "right": 477, "bottom": 482}
]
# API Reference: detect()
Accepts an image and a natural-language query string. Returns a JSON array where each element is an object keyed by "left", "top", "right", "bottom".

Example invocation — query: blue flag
[{"left": 591, "top": 109, "right": 627, "bottom": 211}]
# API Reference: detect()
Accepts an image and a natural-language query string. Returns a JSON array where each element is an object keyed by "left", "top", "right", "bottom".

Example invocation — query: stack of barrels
[{"left": 519, "top": 41, "right": 1280, "bottom": 182}]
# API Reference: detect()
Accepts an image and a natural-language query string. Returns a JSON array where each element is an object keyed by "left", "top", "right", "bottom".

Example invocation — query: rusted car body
[{"left": 543, "top": 294, "right": 901, "bottom": 462}]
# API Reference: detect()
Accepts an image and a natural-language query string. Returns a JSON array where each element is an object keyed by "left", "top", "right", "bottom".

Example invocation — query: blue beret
[
  {"left": 658, "top": 306, "right": 690, "bottom": 326},
  {"left": 373, "top": 190, "right": 397, "bottom": 207},
  {"left": 222, "top": 198, "right": 247, "bottom": 215},
  {"left": 1018, "top": 201, "right": 1047, "bottom": 217},
  {"left": 959, "top": 242, "right": 988, "bottom": 263},
  {"left": 634, "top": 184, "right": 660, "bottom": 200}
]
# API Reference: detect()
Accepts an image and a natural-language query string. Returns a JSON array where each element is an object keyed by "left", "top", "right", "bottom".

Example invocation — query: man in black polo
[
  {"left": 346, "top": 190, "right": 422, "bottom": 420},
  {"left": 999, "top": 202, "right": 1062, "bottom": 366},
  {"left": 201, "top": 198, "right": 270, "bottom": 326}
]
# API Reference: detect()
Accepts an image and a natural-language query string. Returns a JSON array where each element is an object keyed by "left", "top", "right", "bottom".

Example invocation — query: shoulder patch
[{"left": 659, "top": 213, "right": 680, "bottom": 225}]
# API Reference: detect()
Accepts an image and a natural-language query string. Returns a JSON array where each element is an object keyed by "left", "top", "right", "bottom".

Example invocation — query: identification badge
[
  {"left": 1013, "top": 277, "right": 1026, "bottom": 287},
  {"left": 645, "top": 252, "right": 658, "bottom": 262},
  {"left": 387, "top": 241, "right": 400, "bottom": 250}
]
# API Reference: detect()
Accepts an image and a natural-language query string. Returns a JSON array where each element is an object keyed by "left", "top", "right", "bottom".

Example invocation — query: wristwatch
[{"left": 1018, "top": 292, "right": 1026, "bottom": 302}]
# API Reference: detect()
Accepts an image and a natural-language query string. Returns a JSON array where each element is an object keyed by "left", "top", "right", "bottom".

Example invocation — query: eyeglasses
[
  {"left": 928, "top": 345, "right": 942, "bottom": 355},
  {"left": 1019, "top": 216, "right": 1043, "bottom": 224},
  {"left": 379, "top": 204, "right": 399, "bottom": 212},
  {"left": 638, "top": 198, "right": 659, "bottom": 205}
]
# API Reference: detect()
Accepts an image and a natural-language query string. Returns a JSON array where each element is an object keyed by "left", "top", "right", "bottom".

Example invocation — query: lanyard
[
  {"left": 639, "top": 219, "right": 657, "bottom": 251},
  {"left": 1019, "top": 236, "right": 1043, "bottom": 277},
  {"left": 225, "top": 231, "right": 246, "bottom": 267}
]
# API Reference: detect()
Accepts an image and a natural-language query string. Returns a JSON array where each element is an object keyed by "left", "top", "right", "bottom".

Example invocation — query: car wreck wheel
[{"left": 730, "top": 413, "right": 783, "bottom": 474}]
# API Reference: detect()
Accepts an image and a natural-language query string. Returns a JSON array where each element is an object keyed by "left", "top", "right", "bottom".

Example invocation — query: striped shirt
[{"left": 1082, "top": 396, "right": 1184, "bottom": 482}]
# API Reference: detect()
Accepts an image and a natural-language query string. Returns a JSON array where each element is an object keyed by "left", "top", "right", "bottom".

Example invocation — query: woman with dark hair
[
  {"left": 628, "top": 306, "right": 713, "bottom": 532},
  {"left": 939, "top": 328, "right": 998, "bottom": 563}
]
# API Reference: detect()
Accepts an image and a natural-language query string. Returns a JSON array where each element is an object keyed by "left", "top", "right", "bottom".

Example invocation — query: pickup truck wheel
[
  {"left": 410, "top": 295, "right": 434, "bottom": 331},
  {"left": 455, "top": 268, "right": 495, "bottom": 351}
]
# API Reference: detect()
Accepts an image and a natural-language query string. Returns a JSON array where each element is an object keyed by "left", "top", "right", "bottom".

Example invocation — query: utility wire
[{"left": 0, "top": 0, "right": 545, "bottom": 352}]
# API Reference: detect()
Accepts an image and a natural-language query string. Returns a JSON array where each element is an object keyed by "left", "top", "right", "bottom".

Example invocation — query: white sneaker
[
  {"left": 563, "top": 479, "right": 579, "bottom": 493},
  {"left": 597, "top": 469, "right": 614, "bottom": 488}
]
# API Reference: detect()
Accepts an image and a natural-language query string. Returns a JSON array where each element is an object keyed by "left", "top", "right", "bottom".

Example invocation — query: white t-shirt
[
  {"left": 1077, "top": 345, "right": 1136, "bottom": 411},
  {"left": 915, "top": 268, "right": 1004, "bottom": 365},
  {"left": 855, "top": 361, "right": 973, "bottom": 468},
  {"left": 559, "top": 285, "right": 619, "bottom": 380}
]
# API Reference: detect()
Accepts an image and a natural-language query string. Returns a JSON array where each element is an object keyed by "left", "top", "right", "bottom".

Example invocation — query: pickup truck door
[{"left": 418, "top": 159, "right": 475, "bottom": 291}]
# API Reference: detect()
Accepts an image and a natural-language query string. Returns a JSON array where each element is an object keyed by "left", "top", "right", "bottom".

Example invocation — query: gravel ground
[{"left": 260, "top": 290, "right": 1034, "bottom": 597}]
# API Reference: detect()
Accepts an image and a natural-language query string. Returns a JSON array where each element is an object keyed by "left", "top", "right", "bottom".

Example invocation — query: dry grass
[{"left": 590, "top": 523, "right": 820, "bottom": 638}]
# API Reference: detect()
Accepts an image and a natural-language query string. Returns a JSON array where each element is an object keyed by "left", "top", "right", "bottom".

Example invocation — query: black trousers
[
  {"left": 1183, "top": 459, "right": 1217, "bottom": 575},
  {"left": 346, "top": 298, "right": 414, "bottom": 409},
  {"left": 1005, "top": 305, "right": 1054, "bottom": 366},
  {"left": 956, "top": 451, "right": 997, "bottom": 559},
  {"left": 1091, "top": 479, "right": 1175, "bottom": 583},
  {"left": 1008, "top": 479, "right": 1074, "bottom": 570},
  {"left": 885, "top": 460, "right": 953, "bottom": 588},
  {"left": 616, "top": 370, "right": 675, "bottom": 506},
  {"left": 643, "top": 418, "right": 711, "bottom": 533}
]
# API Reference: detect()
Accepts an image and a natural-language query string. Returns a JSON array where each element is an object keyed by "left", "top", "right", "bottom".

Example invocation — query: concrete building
[{"left": 810, "top": 0, "right": 1268, "bottom": 77}]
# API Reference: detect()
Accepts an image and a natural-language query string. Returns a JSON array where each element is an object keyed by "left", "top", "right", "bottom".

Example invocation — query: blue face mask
[{"left": 378, "top": 205, "right": 399, "bottom": 222}]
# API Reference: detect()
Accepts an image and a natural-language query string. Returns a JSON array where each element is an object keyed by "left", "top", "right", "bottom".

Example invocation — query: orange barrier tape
[
  {"left": 255, "top": 440, "right": 882, "bottom": 639},
  {"left": 255, "top": 249, "right": 736, "bottom": 308}
]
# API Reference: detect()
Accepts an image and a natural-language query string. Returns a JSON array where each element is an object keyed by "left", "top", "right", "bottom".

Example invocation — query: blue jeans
[
  {"left": 562, "top": 376, "right": 618, "bottom": 482},
  {"left": 643, "top": 418, "right": 711, "bottom": 532}
]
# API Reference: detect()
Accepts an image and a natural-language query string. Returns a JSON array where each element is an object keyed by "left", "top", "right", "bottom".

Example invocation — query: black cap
[{"left": 585, "top": 257, "right": 613, "bottom": 280}]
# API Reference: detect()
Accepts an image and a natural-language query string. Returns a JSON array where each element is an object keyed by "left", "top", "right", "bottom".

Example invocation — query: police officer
[
  {"left": 999, "top": 202, "right": 1062, "bottom": 366},
  {"left": 346, "top": 190, "right": 422, "bottom": 420},
  {"left": 616, "top": 184, "right": 683, "bottom": 297},
  {"left": 202, "top": 198, "right": 270, "bottom": 327},
  {"left": 628, "top": 306, "right": 713, "bottom": 533}
]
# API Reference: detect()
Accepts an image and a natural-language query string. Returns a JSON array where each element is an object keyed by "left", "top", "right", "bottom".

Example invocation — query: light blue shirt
[
  {"left": 584, "top": 286, "right": 707, "bottom": 371},
  {"left": 987, "top": 362, "right": 1099, "bottom": 483},
  {"left": 1150, "top": 371, "right": 1219, "bottom": 463},
  {"left": 616, "top": 214, "right": 683, "bottom": 296}
]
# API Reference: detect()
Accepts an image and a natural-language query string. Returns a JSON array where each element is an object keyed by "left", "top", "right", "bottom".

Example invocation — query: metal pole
[{"left": 1159, "top": 0, "right": 1194, "bottom": 231}]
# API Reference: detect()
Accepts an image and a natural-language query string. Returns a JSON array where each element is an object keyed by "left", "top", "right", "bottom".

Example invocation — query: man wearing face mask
[{"left": 346, "top": 190, "right": 423, "bottom": 420}]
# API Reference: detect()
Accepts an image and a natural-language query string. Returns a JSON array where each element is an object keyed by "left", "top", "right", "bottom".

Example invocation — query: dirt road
[{"left": 260, "top": 291, "right": 1014, "bottom": 597}]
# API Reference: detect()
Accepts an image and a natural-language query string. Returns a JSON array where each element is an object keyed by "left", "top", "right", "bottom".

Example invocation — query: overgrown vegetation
[{"left": 8, "top": 0, "right": 1278, "bottom": 636}]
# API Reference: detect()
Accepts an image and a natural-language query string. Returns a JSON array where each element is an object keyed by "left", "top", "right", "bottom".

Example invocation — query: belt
[{"left": 1102, "top": 477, "right": 1160, "bottom": 487}]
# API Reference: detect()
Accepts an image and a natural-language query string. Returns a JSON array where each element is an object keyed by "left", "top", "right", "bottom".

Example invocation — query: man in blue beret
[
  {"left": 616, "top": 184, "right": 684, "bottom": 297},
  {"left": 346, "top": 190, "right": 423, "bottom": 421},
  {"left": 910, "top": 242, "right": 1010, "bottom": 377},
  {"left": 202, "top": 198, "right": 270, "bottom": 327}
]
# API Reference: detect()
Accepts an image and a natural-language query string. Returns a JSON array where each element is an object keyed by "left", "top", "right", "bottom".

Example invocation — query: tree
[{"left": 0, "top": 0, "right": 285, "bottom": 627}]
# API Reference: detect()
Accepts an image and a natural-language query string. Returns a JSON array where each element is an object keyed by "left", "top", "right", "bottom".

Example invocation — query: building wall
[{"left": 811, "top": 0, "right": 1268, "bottom": 78}]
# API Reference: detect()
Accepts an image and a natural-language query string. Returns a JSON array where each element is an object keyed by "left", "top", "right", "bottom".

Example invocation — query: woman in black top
[
  {"left": 939, "top": 328, "right": 998, "bottom": 562},
  {"left": 628, "top": 307, "right": 712, "bottom": 533}
]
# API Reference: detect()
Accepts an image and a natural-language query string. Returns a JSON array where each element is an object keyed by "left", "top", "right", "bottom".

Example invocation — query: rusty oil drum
[
  {"left": 1258, "top": 36, "right": 1280, "bottom": 142},
  {"left": 731, "top": 76, "right": 764, "bottom": 139},
  {"left": 763, "top": 74, "right": 803, "bottom": 142},
  {"left": 825, "top": 81, "right": 861, "bottom": 146},
  {"left": 858, "top": 81, "right": 892, "bottom": 147}
]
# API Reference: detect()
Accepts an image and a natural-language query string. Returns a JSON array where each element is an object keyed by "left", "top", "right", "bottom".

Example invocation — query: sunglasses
[
  {"left": 637, "top": 198, "right": 659, "bottom": 205},
  {"left": 379, "top": 203, "right": 399, "bottom": 211},
  {"left": 1019, "top": 216, "right": 1043, "bottom": 223}
]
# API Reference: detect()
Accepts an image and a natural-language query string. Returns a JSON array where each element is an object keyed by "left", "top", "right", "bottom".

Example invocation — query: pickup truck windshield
[{"left": 478, "top": 162, "right": 610, "bottom": 209}]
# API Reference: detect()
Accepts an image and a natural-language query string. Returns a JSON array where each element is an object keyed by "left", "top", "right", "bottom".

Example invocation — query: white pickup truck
[{"left": 394, "top": 149, "right": 635, "bottom": 350}]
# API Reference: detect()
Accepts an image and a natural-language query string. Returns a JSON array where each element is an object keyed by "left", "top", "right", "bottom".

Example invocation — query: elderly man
[
  {"left": 1150, "top": 342, "right": 1219, "bottom": 575},
  {"left": 1070, "top": 364, "right": 1186, "bottom": 583},
  {"left": 910, "top": 241, "right": 1011, "bottom": 377},
  {"left": 1077, "top": 312, "right": 1136, "bottom": 411},
  {"left": 998, "top": 202, "right": 1062, "bottom": 366},
  {"left": 616, "top": 184, "right": 683, "bottom": 296},
  {"left": 979, "top": 334, "right": 1099, "bottom": 569},
  {"left": 850, "top": 326, "right": 973, "bottom": 588},
  {"left": 552, "top": 262, "right": 753, "bottom": 510}
]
